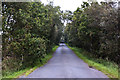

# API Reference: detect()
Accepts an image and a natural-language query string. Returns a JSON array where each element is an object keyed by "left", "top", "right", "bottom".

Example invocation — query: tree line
[
  {"left": 2, "top": 1, "right": 120, "bottom": 76},
  {"left": 2, "top": 2, "right": 63, "bottom": 76},
  {"left": 64, "top": 2, "right": 120, "bottom": 64}
]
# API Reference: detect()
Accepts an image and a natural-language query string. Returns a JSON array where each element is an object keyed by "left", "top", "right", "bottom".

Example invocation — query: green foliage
[
  {"left": 64, "top": 2, "right": 119, "bottom": 64},
  {"left": 3, "top": 45, "right": 58, "bottom": 78},
  {"left": 2, "top": 2, "right": 63, "bottom": 76}
]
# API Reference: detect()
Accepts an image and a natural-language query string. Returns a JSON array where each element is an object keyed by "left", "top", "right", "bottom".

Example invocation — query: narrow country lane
[{"left": 20, "top": 43, "right": 109, "bottom": 79}]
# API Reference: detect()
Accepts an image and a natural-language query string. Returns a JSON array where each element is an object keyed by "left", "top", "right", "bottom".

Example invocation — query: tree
[
  {"left": 2, "top": 2, "right": 63, "bottom": 76},
  {"left": 64, "top": 1, "right": 119, "bottom": 63}
]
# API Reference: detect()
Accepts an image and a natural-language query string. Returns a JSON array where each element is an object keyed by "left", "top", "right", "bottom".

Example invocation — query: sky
[{"left": 40, "top": 0, "right": 106, "bottom": 12}]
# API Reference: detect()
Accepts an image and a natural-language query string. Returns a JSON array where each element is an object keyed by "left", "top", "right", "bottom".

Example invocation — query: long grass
[{"left": 67, "top": 45, "right": 118, "bottom": 78}]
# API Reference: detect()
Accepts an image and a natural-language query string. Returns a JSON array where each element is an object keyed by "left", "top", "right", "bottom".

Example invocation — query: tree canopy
[
  {"left": 64, "top": 2, "right": 119, "bottom": 64},
  {"left": 2, "top": 2, "right": 63, "bottom": 75}
]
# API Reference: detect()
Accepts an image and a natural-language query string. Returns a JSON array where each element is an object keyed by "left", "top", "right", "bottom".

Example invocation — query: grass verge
[
  {"left": 2, "top": 45, "right": 59, "bottom": 79},
  {"left": 67, "top": 44, "right": 118, "bottom": 78}
]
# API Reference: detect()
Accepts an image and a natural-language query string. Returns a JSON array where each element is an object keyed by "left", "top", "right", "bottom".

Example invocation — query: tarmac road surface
[{"left": 20, "top": 43, "right": 109, "bottom": 79}]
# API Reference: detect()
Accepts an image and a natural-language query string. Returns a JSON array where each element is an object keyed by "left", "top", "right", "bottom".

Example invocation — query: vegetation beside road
[
  {"left": 64, "top": 2, "right": 119, "bottom": 64},
  {"left": 2, "top": 2, "right": 63, "bottom": 78},
  {"left": 3, "top": 45, "right": 58, "bottom": 78},
  {"left": 67, "top": 45, "right": 118, "bottom": 78},
  {"left": 64, "top": 2, "right": 119, "bottom": 79}
]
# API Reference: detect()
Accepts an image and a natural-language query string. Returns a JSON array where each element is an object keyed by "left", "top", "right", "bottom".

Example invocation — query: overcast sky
[{"left": 40, "top": 0, "right": 107, "bottom": 12}]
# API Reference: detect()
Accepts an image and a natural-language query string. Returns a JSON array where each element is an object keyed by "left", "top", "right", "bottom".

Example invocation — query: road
[{"left": 20, "top": 43, "right": 109, "bottom": 78}]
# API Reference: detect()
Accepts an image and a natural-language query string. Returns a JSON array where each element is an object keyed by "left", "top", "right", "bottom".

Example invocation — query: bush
[{"left": 2, "top": 33, "right": 47, "bottom": 76}]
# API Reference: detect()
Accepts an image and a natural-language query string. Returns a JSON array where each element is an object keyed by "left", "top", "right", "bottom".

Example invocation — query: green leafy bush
[{"left": 2, "top": 2, "right": 63, "bottom": 76}]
